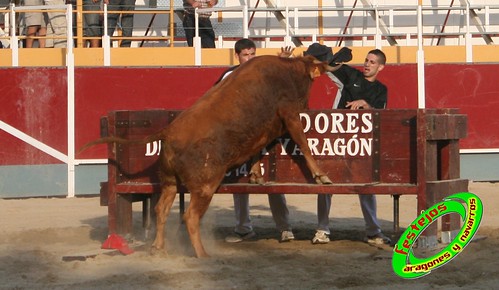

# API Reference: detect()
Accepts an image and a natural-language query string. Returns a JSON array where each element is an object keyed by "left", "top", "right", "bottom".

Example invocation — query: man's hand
[
  {"left": 346, "top": 100, "right": 371, "bottom": 110},
  {"left": 277, "top": 46, "right": 294, "bottom": 58}
]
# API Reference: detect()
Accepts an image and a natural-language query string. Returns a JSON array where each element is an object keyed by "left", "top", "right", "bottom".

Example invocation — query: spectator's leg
[
  {"left": 317, "top": 194, "right": 332, "bottom": 234},
  {"left": 268, "top": 194, "right": 291, "bottom": 232},
  {"left": 233, "top": 193, "right": 252, "bottom": 234},
  {"left": 182, "top": 13, "right": 194, "bottom": 47},
  {"left": 119, "top": 0, "right": 136, "bottom": 47},
  {"left": 83, "top": 0, "right": 101, "bottom": 47},
  {"left": 199, "top": 17, "right": 215, "bottom": 48},
  {"left": 38, "top": 27, "right": 47, "bottom": 47},
  {"left": 107, "top": 0, "right": 120, "bottom": 46},
  {"left": 25, "top": 25, "right": 39, "bottom": 48},
  {"left": 358, "top": 194, "right": 382, "bottom": 236},
  {"left": 44, "top": 0, "right": 67, "bottom": 48},
  {"left": 23, "top": 1, "right": 44, "bottom": 48}
]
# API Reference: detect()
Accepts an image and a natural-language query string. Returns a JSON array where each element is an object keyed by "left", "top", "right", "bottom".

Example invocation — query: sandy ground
[{"left": 1, "top": 181, "right": 498, "bottom": 290}]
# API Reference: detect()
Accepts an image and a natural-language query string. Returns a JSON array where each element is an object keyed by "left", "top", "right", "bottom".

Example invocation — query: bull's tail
[{"left": 78, "top": 132, "right": 164, "bottom": 154}]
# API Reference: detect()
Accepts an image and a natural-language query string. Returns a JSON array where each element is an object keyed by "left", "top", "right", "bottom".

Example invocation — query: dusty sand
[{"left": 1, "top": 181, "right": 498, "bottom": 290}]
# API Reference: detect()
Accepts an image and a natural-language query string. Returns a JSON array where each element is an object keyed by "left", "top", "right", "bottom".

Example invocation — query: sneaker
[
  {"left": 225, "top": 231, "right": 256, "bottom": 243},
  {"left": 312, "top": 230, "right": 330, "bottom": 244},
  {"left": 280, "top": 230, "right": 295, "bottom": 243},
  {"left": 366, "top": 232, "right": 392, "bottom": 245}
]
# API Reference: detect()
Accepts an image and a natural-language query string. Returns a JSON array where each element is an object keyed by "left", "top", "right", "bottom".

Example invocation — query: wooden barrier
[{"left": 99, "top": 108, "right": 468, "bottom": 248}]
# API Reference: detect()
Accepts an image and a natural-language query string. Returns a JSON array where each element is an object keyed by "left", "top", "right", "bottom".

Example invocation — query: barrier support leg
[{"left": 393, "top": 194, "right": 400, "bottom": 234}]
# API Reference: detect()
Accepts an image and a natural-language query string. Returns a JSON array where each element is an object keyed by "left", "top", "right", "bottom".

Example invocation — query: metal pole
[
  {"left": 375, "top": 6, "right": 380, "bottom": 48},
  {"left": 103, "top": 4, "right": 111, "bottom": 66},
  {"left": 243, "top": 4, "right": 248, "bottom": 38},
  {"left": 66, "top": 4, "right": 76, "bottom": 197},
  {"left": 0, "top": 121, "right": 68, "bottom": 163},
  {"left": 76, "top": 0, "right": 84, "bottom": 47},
  {"left": 248, "top": 0, "right": 259, "bottom": 28},
  {"left": 465, "top": 1, "right": 472, "bottom": 62},
  {"left": 338, "top": 0, "right": 358, "bottom": 47},
  {"left": 169, "top": 0, "right": 174, "bottom": 47},
  {"left": 10, "top": 4, "right": 18, "bottom": 66},
  {"left": 436, "top": 0, "right": 455, "bottom": 46},
  {"left": 194, "top": 8, "right": 201, "bottom": 65},
  {"left": 293, "top": 8, "right": 298, "bottom": 35},
  {"left": 284, "top": 6, "right": 290, "bottom": 46},
  {"left": 417, "top": 0, "right": 426, "bottom": 109},
  {"left": 318, "top": 0, "right": 323, "bottom": 42}
]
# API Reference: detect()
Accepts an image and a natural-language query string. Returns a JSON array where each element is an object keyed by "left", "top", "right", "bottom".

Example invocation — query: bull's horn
[{"left": 326, "top": 63, "right": 343, "bottom": 72}]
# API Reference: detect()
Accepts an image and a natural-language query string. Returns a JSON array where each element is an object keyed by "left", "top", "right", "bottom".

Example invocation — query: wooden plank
[
  {"left": 116, "top": 194, "right": 133, "bottom": 235},
  {"left": 426, "top": 114, "right": 467, "bottom": 140},
  {"left": 379, "top": 110, "right": 417, "bottom": 184},
  {"left": 114, "top": 182, "right": 419, "bottom": 195},
  {"left": 216, "top": 183, "right": 418, "bottom": 194}
]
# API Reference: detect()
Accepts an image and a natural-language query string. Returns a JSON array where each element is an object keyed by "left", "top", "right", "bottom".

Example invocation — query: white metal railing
[
  {"left": 2, "top": 3, "right": 499, "bottom": 52},
  {"left": 197, "top": 4, "right": 499, "bottom": 48}
]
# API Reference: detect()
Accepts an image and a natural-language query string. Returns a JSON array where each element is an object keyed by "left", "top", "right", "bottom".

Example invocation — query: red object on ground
[{"left": 101, "top": 233, "right": 134, "bottom": 255}]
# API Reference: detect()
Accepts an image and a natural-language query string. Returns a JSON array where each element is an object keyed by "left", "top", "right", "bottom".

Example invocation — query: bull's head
[{"left": 305, "top": 55, "right": 344, "bottom": 79}]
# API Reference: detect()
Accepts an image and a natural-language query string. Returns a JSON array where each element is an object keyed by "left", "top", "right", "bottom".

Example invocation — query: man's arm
[
  {"left": 331, "top": 64, "right": 357, "bottom": 84},
  {"left": 346, "top": 83, "right": 387, "bottom": 109},
  {"left": 277, "top": 46, "right": 295, "bottom": 58},
  {"left": 345, "top": 100, "right": 372, "bottom": 110},
  {"left": 185, "top": 0, "right": 200, "bottom": 8}
]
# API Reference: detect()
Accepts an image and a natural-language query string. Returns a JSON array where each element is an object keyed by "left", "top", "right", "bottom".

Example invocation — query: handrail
[{"left": 1, "top": 3, "right": 498, "bottom": 53}]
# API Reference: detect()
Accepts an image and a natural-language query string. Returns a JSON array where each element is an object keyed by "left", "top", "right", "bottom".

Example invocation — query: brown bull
[{"left": 81, "top": 55, "right": 340, "bottom": 258}]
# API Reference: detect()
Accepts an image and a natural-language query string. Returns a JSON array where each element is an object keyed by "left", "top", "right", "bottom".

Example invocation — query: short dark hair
[
  {"left": 368, "top": 49, "right": 386, "bottom": 65},
  {"left": 234, "top": 38, "right": 256, "bottom": 54}
]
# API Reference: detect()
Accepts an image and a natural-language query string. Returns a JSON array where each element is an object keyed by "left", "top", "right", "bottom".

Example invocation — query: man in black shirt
[{"left": 305, "top": 43, "right": 391, "bottom": 245}]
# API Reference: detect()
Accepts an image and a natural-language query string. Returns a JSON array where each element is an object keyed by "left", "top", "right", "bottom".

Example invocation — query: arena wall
[{"left": 1, "top": 64, "right": 498, "bottom": 197}]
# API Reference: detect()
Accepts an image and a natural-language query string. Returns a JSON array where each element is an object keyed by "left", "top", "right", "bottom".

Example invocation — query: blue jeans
[
  {"left": 182, "top": 13, "right": 215, "bottom": 48},
  {"left": 83, "top": 0, "right": 101, "bottom": 37},
  {"left": 107, "top": 0, "right": 135, "bottom": 47}
]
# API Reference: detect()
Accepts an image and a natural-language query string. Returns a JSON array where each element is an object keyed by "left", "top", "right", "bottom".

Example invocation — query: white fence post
[
  {"left": 10, "top": 4, "right": 18, "bottom": 66},
  {"left": 194, "top": 9, "right": 201, "bottom": 65},
  {"left": 66, "top": 4, "right": 76, "bottom": 197},
  {"left": 417, "top": 1, "right": 426, "bottom": 109}
]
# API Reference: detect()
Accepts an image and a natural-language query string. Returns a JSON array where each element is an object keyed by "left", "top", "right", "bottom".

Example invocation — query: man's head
[
  {"left": 363, "top": 49, "right": 386, "bottom": 81},
  {"left": 234, "top": 38, "right": 256, "bottom": 64}
]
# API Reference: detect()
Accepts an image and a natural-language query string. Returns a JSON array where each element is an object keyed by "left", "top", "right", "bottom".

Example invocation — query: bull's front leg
[
  {"left": 281, "top": 111, "right": 332, "bottom": 184},
  {"left": 249, "top": 156, "right": 265, "bottom": 185}
]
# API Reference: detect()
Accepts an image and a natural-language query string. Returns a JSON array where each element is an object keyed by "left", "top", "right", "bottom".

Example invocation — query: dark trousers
[
  {"left": 182, "top": 13, "right": 216, "bottom": 48},
  {"left": 107, "top": 0, "right": 136, "bottom": 47}
]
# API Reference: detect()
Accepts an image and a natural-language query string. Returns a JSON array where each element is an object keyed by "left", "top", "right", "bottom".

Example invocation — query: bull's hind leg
[
  {"left": 183, "top": 184, "right": 217, "bottom": 258},
  {"left": 151, "top": 184, "right": 177, "bottom": 255}
]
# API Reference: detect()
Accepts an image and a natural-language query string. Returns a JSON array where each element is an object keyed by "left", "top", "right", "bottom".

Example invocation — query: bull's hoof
[
  {"left": 315, "top": 175, "right": 333, "bottom": 184},
  {"left": 196, "top": 252, "right": 211, "bottom": 258},
  {"left": 249, "top": 175, "right": 265, "bottom": 185},
  {"left": 150, "top": 246, "right": 168, "bottom": 257}
]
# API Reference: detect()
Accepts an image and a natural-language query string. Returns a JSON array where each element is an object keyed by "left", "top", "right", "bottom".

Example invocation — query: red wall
[{"left": 1, "top": 64, "right": 498, "bottom": 165}]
